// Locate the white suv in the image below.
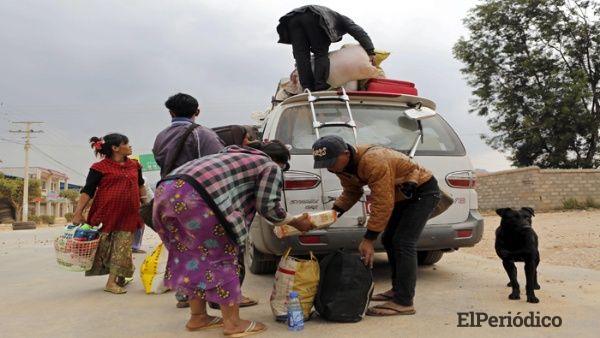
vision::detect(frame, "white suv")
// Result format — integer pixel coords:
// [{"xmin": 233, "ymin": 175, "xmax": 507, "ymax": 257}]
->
[{"xmin": 247, "ymin": 89, "xmax": 483, "ymax": 274}]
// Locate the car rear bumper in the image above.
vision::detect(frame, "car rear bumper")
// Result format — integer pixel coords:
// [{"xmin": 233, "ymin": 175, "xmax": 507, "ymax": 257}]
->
[
  {"xmin": 416, "ymin": 210, "xmax": 484, "ymax": 250},
  {"xmin": 250, "ymin": 210, "xmax": 484, "ymax": 256}
]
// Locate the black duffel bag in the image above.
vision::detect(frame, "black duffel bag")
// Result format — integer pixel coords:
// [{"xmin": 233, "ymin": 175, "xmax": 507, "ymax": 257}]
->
[{"xmin": 315, "ymin": 250, "xmax": 374, "ymax": 322}]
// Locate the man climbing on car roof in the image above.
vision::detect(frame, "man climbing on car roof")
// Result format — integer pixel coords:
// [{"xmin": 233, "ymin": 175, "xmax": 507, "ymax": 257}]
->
[{"xmin": 277, "ymin": 5, "xmax": 375, "ymax": 91}]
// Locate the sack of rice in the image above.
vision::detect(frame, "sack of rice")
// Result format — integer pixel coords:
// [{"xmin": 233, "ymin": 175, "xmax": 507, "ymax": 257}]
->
[{"xmin": 327, "ymin": 44, "xmax": 379, "ymax": 88}]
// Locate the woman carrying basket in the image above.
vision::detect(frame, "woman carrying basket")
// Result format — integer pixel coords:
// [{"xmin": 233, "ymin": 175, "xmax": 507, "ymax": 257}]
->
[
  {"xmin": 72, "ymin": 133, "xmax": 146, "ymax": 294},
  {"xmin": 152, "ymin": 141, "xmax": 313, "ymax": 336}
]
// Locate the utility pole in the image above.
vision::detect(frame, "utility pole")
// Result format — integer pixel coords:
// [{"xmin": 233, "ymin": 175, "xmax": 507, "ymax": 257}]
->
[{"xmin": 10, "ymin": 121, "xmax": 43, "ymax": 222}]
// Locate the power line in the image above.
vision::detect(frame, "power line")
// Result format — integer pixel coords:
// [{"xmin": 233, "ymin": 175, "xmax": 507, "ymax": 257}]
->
[
  {"xmin": 9, "ymin": 121, "xmax": 43, "ymax": 222},
  {"xmin": 44, "ymin": 124, "xmax": 81, "ymax": 144},
  {"xmin": 30, "ymin": 144, "xmax": 86, "ymax": 178},
  {"xmin": 0, "ymin": 137, "xmax": 24, "ymax": 145},
  {"xmin": 1, "ymin": 103, "xmax": 90, "ymax": 148},
  {"xmin": 31, "ymin": 143, "xmax": 88, "ymax": 148},
  {"xmin": 2, "ymin": 136, "xmax": 87, "ymax": 179}
]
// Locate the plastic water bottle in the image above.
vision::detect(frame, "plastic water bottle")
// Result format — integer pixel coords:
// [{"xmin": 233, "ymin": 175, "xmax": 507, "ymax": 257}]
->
[{"xmin": 287, "ymin": 291, "xmax": 304, "ymax": 331}]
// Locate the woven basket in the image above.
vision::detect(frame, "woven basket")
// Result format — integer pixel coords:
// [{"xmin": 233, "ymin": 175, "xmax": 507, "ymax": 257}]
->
[{"xmin": 54, "ymin": 236, "xmax": 100, "ymax": 272}]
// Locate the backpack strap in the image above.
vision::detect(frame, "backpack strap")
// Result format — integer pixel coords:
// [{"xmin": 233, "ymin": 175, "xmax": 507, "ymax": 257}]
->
[{"xmin": 163, "ymin": 123, "xmax": 199, "ymax": 174}]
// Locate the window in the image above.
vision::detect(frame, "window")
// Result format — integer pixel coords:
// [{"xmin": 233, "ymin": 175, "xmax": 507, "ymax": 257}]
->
[{"xmin": 275, "ymin": 104, "xmax": 466, "ymax": 156}]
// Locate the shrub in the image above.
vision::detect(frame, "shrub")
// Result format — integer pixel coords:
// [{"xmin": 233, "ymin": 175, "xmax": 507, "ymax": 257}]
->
[
  {"xmin": 28, "ymin": 215, "xmax": 42, "ymax": 224},
  {"xmin": 562, "ymin": 198, "xmax": 582, "ymax": 210},
  {"xmin": 562, "ymin": 197, "xmax": 600, "ymax": 210},
  {"xmin": 585, "ymin": 197, "xmax": 599, "ymax": 209},
  {"xmin": 40, "ymin": 215, "xmax": 56, "ymax": 224},
  {"xmin": 64, "ymin": 212, "xmax": 74, "ymax": 222}
]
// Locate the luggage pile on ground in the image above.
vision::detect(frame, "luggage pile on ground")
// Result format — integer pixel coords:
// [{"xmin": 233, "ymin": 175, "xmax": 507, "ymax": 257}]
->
[
  {"xmin": 270, "ymin": 248, "xmax": 320, "ymax": 322},
  {"xmin": 315, "ymin": 250, "xmax": 374, "ymax": 322},
  {"xmin": 270, "ymin": 248, "xmax": 374, "ymax": 324}
]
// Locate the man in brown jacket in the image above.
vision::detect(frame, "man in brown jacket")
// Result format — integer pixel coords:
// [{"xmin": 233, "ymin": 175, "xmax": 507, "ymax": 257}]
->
[{"xmin": 312, "ymin": 135, "xmax": 441, "ymax": 316}]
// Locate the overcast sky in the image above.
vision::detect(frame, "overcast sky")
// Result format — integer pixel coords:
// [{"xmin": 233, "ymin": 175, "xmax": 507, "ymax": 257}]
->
[{"xmin": 0, "ymin": 0, "xmax": 513, "ymax": 185}]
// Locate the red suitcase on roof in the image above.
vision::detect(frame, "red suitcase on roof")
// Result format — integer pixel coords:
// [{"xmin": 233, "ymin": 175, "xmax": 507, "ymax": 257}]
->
[{"xmin": 366, "ymin": 79, "xmax": 418, "ymax": 96}]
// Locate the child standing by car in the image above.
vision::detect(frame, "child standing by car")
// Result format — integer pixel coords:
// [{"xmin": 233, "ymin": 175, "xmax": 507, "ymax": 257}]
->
[{"xmin": 72, "ymin": 133, "xmax": 146, "ymax": 294}]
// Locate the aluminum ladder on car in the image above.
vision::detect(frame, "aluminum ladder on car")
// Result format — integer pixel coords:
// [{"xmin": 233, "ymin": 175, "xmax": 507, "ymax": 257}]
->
[
  {"xmin": 305, "ymin": 87, "xmax": 368, "ymax": 226},
  {"xmin": 304, "ymin": 87, "xmax": 358, "ymax": 144}
]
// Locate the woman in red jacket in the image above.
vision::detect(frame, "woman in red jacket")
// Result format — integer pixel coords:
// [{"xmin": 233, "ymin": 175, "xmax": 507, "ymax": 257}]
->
[{"xmin": 72, "ymin": 133, "xmax": 146, "ymax": 294}]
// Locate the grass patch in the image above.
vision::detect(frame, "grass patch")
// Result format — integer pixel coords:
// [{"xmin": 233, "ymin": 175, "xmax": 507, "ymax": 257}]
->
[
  {"xmin": 585, "ymin": 197, "xmax": 600, "ymax": 209},
  {"xmin": 562, "ymin": 197, "xmax": 600, "ymax": 210}
]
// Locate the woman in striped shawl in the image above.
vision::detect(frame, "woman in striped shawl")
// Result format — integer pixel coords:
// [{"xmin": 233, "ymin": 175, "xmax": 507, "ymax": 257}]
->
[{"xmin": 153, "ymin": 140, "xmax": 313, "ymax": 336}]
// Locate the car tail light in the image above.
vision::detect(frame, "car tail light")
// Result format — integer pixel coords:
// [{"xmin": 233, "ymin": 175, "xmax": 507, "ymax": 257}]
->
[
  {"xmin": 284, "ymin": 171, "xmax": 321, "ymax": 190},
  {"xmin": 456, "ymin": 229, "xmax": 472, "ymax": 238},
  {"xmin": 284, "ymin": 179, "xmax": 320, "ymax": 190},
  {"xmin": 299, "ymin": 235, "xmax": 322, "ymax": 245},
  {"xmin": 446, "ymin": 170, "xmax": 476, "ymax": 189}
]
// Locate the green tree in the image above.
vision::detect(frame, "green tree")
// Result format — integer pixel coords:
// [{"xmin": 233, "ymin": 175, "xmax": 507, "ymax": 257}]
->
[
  {"xmin": 454, "ymin": 0, "xmax": 599, "ymax": 168},
  {"xmin": 59, "ymin": 189, "xmax": 80, "ymax": 205},
  {"xmin": 0, "ymin": 173, "xmax": 42, "ymax": 220}
]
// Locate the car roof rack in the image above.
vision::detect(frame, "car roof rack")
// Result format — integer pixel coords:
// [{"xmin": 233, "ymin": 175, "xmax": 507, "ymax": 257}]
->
[{"xmin": 281, "ymin": 90, "xmax": 437, "ymax": 110}]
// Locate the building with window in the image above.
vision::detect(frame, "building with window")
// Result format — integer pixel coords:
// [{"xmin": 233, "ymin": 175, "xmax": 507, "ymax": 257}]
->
[{"xmin": 0, "ymin": 167, "xmax": 78, "ymax": 219}]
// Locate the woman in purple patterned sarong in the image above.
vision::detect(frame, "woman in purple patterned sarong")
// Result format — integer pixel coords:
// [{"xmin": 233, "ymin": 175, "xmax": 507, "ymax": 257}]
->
[{"xmin": 153, "ymin": 141, "xmax": 313, "ymax": 336}]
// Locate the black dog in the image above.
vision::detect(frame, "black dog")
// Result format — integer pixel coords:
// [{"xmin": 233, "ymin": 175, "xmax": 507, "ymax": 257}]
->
[{"xmin": 495, "ymin": 207, "xmax": 541, "ymax": 303}]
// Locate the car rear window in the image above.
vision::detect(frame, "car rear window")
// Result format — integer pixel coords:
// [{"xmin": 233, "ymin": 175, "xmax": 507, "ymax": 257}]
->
[{"xmin": 275, "ymin": 104, "xmax": 466, "ymax": 156}]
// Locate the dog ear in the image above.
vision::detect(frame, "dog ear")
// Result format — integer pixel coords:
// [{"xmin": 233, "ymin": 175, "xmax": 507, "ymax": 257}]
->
[
  {"xmin": 496, "ymin": 208, "xmax": 510, "ymax": 217},
  {"xmin": 521, "ymin": 207, "xmax": 535, "ymax": 217}
]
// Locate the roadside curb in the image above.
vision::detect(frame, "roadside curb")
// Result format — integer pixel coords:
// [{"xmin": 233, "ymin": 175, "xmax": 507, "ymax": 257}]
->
[{"xmin": 0, "ymin": 222, "xmax": 68, "ymax": 231}]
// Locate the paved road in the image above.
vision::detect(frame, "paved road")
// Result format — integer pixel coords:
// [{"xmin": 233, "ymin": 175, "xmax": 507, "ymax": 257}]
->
[{"xmin": 1, "ymin": 227, "xmax": 599, "ymax": 338}]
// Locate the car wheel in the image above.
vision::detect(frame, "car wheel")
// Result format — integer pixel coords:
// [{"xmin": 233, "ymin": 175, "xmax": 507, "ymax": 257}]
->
[
  {"xmin": 417, "ymin": 250, "xmax": 444, "ymax": 265},
  {"xmin": 12, "ymin": 221, "xmax": 37, "ymax": 230},
  {"xmin": 246, "ymin": 239, "xmax": 278, "ymax": 275}
]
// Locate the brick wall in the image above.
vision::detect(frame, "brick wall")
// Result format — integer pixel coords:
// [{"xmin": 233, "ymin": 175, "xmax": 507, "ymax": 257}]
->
[{"xmin": 476, "ymin": 167, "xmax": 600, "ymax": 210}]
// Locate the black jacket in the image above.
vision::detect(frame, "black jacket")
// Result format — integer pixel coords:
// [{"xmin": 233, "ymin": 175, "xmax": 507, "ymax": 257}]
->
[{"xmin": 277, "ymin": 5, "xmax": 375, "ymax": 55}]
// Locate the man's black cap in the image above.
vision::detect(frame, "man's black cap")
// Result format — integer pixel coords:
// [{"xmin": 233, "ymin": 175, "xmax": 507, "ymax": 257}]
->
[{"xmin": 312, "ymin": 135, "xmax": 347, "ymax": 169}]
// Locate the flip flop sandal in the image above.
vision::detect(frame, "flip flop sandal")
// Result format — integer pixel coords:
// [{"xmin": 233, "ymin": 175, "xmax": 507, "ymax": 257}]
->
[
  {"xmin": 116, "ymin": 276, "xmax": 133, "ymax": 287},
  {"xmin": 239, "ymin": 297, "xmax": 259, "ymax": 308},
  {"xmin": 370, "ymin": 293, "xmax": 394, "ymax": 301},
  {"xmin": 186, "ymin": 316, "xmax": 223, "ymax": 331},
  {"xmin": 209, "ymin": 297, "xmax": 258, "ymax": 310},
  {"xmin": 104, "ymin": 286, "xmax": 127, "ymax": 294},
  {"xmin": 366, "ymin": 304, "xmax": 416, "ymax": 316},
  {"xmin": 224, "ymin": 321, "xmax": 267, "ymax": 338}
]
